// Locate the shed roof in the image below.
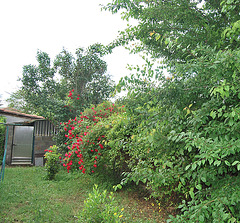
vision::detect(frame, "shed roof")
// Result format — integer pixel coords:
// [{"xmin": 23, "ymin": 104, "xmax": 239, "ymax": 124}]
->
[{"xmin": 0, "ymin": 108, "xmax": 45, "ymax": 120}]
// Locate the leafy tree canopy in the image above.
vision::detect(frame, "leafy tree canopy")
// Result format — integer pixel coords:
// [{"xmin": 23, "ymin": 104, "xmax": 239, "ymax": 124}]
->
[
  {"xmin": 9, "ymin": 44, "xmax": 115, "ymax": 123},
  {"xmin": 98, "ymin": 0, "xmax": 240, "ymax": 221},
  {"xmin": 103, "ymin": 0, "xmax": 240, "ymax": 63}
]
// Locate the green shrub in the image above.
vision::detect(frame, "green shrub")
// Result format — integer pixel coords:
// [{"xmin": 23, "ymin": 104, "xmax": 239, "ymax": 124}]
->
[
  {"xmin": 44, "ymin": 145, "xmax": 61, "ymax": 180},
  {"xmin": 78, "ymin": 184, "xmax": 124, "ymax": 223}
]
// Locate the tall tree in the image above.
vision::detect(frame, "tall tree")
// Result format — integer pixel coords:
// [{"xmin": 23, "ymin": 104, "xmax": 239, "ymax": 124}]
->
[
  {"xmin": 104, "ymin": 0, "xmax": 240, "ymax": 63},
  {"xmin": 10, "ymin": 44, "xmax": 115, "ymax": 122},
  {"xmin": 102, "ymin": 0, "xmax": 240, "ymax": 221}
]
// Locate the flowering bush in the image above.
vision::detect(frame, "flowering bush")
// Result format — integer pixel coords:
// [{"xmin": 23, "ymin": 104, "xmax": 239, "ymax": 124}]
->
[
  {"xmin": 60, "ymin": 101, "xmax": 125, "ymax": 174},
  {"xmin": 44, "ymin": 145, "xmax": 62, "ymax": 180},
  {"xmin": 78, "ymin": 184, "xmax": 124, "ymax": 223}
]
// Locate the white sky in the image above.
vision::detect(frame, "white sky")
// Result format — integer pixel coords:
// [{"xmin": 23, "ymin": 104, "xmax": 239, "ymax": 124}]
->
[{"xmin": 0, "ymin": 0, "xmax": 144, "ymax": 107}]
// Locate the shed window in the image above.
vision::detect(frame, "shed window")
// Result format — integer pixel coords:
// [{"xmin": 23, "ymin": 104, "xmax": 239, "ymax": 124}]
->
[{"xmin": 35, "ymin": 120, "xmax": 57, "ymax": 136}]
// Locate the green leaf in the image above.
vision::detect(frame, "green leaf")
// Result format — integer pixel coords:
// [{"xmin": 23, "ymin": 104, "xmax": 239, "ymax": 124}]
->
[
  {"xmin": 199, "ymin": 215, "xmax": 204, "ymax": 222},
  {"xmin": 210, "ymin": 111, "xmax": 216, "ymax": 119},
  {"xmin": 189, "ymin": 188, "xmax": 195, "ymax": 199},
  {"xmin": 185, "ymin": 164, "xmax": 191, "ymax": 170},
  {"xmin": 192, "ymin": 163, "xmax": 197, "ymax": 170},
  {"xmin": 237, "ymin": 164, "xmax": 240, "ymax": 171},
  {"xmin": 188, "ymin": 146, "xmax": 192, "ymax": 152},
  {"xmin": 180, "ymin": 177, "xmax": 186, "ymax": 186},
  {"xmin": 209, "ymin": 158, "xmax": 214, "ymax": 165},
  {"xmin": 196, "ymin": 184, "xmax": 202, "ymax": 190},
  {"xmin": 225, "ymin": 160, "xmax": 231, "ymax": 166},
  {"xmin": 238, "ymin": 92, "xmax": 240, "ymax": 99},
  {"xmin": 214, "ymin": 160, "xmax": 221, "ymax": 166},
  {"xmin": 232, "ymin": 161, "xmax": 240, "ymax": 166}
]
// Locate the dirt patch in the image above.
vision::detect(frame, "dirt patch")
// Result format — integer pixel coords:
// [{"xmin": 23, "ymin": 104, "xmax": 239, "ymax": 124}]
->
[{"xmin": 116, "ymin": 189, "xmax": 178, "ymax": 222}]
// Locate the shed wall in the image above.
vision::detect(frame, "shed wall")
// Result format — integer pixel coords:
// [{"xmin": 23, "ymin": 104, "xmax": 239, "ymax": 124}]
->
[{"xmin": 34, "ymin": 135, "xmax": 55, "ymax": 166}]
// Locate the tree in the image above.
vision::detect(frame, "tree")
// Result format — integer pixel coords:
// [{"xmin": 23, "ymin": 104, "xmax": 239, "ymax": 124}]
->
[
  {"xmin": 10, "ymin": 44, "xmax": 115, "ymax": 122},
  {"xmin": 54, "ymin": 44, "xmax": 114, "ymax": 115},
  {"xmin": 7, "ymin": 89, "xmax": 35, "ymax": 114},
  {"xmin": 104, "ymin": 0, "xmax": 240, "ymax": 63},
  {"xmin": 101, "ymin": 0, "xmax": 240, "ymax": 221}
]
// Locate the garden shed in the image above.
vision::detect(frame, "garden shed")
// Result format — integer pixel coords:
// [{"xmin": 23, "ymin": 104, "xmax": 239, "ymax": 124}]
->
[{"xmin": 0, "ymin": 108, "xmax": 57, "ymax": 166}]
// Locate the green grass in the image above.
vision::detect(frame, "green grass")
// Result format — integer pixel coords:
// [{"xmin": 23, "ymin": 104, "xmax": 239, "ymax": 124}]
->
[{"xmin": 0, "ymin": 167, "xmax": 168, "ymax": 222}]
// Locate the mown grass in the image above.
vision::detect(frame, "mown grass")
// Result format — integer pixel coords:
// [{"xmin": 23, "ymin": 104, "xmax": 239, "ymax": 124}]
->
[{"xmin": 0, "ymin": 167, "xmax": 168, "ymax": 222}]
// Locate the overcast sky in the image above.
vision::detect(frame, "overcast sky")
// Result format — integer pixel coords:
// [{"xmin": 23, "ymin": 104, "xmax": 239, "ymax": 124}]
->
[{"xmin": 0, "ymin": 0, "xmax": 144, "ymax": 107}]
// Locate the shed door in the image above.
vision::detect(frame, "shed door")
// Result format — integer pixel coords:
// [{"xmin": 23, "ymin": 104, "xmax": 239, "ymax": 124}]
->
[{"xmin": 11, "ymin": 126, "xmax": 34, "ymax": 164}]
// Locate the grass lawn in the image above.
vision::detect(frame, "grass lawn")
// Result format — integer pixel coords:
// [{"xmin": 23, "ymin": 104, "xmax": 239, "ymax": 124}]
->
[{"xmin": 0, "ymin": 167, "xmax": 171, "ymax": 222}]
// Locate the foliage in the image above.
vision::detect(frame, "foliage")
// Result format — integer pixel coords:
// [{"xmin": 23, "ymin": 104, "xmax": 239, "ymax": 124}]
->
[
  {"xmin": 58, "ymin": 45, "xmax": 240, "ymax": 221},
  {"xmin": 59, "ymin": 101, "xmax": 126, "ymax": 175},
  {"xmin": 44, "ymin": 145, "xmax": 62, "ymax": 180},
  {"xmin": 78, "ymin": 184, "xmax": 124, "ymax": 223},
  {"xmin": 4, "ymin": 0, "xmax": 239, "ymax": 221},
  {"xmin": 98, "ymin": 0, "xmax": 240, "ymax": 221},
  {"xmin": 6, "ymin": 89, "xmax": 34, "ymax": 114},
  {"xmin": 0, "ymin": 116, "xmax": 6, "ymax": 165},
  {"xmin": 103, "ymin": 0, "xmax": 240, "ymax": 63},
  {"xmin": 9, "ymin": 44, "xmax": 115, "ymax": 123}
]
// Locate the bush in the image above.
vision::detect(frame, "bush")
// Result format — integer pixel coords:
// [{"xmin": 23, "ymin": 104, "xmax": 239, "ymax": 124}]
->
[
  {"xmin": 78, "ymin": 184, "xmax": 124, "ymax": 223},
  {"xmin": 44, "ymin": 145, "xmax": 61, "ymax": 180},
  {"xmin": 60, "ymin": 101, "xmax": 126, "ymax": 174}
]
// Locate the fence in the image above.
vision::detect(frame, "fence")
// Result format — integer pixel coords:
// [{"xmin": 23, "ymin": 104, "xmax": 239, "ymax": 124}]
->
[{"xmin": 0, "ymin": 123, "xmax": 7, "ymax": 184}]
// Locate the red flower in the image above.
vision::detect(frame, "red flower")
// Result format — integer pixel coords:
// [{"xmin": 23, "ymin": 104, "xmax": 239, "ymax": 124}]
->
[{"xmin": 99, "ymin": 144, "xmax": 104, "ymax": 149}]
